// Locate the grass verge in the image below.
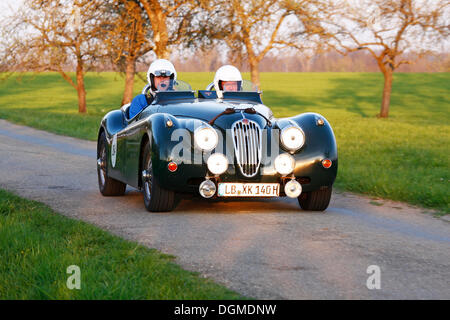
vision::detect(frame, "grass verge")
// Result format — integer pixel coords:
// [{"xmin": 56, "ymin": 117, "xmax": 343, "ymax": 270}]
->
[
  {"xmin": 0, "ymin": 189, "xmax": 245, "ymax": 299},
  {"xmin": 0, "ymin": 72, "xmax": 448, "ymax": 213}
]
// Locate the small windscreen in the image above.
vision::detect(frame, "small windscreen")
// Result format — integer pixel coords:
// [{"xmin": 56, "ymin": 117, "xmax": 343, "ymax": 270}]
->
[
  {"xmin": 205, "ymin": 80, "xmax": 259, "ymax": 92},
  {"xmin": 155, "ymin": 79, "xmax": 192, "ymax": 92},
  {"xmin": 240, "ymin": 80, "xmax": 259, "ymax": 92},
  {"xmin": 200, "ymin": 80, "xmax": 261, "ymax": 102}
]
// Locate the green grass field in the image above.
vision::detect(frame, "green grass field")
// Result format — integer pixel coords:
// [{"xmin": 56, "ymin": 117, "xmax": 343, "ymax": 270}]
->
[
  {"xmin": 0, "ymin": 189, "xmax": 245, "ymax": 299},
  {"xmin": 0, "ymin": 72, "xmax": 449, "ymax": 213}
]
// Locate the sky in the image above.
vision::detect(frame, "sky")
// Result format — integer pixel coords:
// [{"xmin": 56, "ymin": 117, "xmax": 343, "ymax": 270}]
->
[
  {"xmin": 0, "ymin": 0, "xmax": 23, "ymax": 21},
  {"xmin": 0, "ymin": 0, "xmax": 447, "ymax": 54}
]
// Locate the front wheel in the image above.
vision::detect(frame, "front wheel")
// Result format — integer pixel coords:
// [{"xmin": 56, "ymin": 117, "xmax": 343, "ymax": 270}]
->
[
  {"xmin": 298, "ymin": 187, "xmax": 332, "ymax": 211},
  {"xmin": 97, "ymin": 131, "xmax": 126, "ymax": 196},
  {"xmin": 141, "ymin": 140, "xmax": 175, "ymax": 212}
]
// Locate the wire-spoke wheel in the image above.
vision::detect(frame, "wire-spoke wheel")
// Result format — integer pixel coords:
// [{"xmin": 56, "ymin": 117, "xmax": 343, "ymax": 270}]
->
[
  {"xmin": 97, "ymin": 131, "xmax": 126, "ymax": 196},
  {"xmin": 142, "ymin": 140, "xmax": 175, "ymax": 212}
]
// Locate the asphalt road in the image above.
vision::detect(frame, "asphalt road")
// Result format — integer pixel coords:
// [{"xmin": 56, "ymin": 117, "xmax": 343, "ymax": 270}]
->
[{"xmin": 0, "ymin": 119, "xmax": 449, "ymax": 299}]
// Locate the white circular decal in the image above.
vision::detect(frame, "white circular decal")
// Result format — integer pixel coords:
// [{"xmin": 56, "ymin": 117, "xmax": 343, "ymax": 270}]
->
[{"xmin": 111, "ymin": 134, "xmax": 117, "ymax": 168}]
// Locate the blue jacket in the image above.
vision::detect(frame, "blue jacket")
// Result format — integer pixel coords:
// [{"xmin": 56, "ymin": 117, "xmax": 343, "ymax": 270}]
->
[{"xmin": 129, "ymin": 94, "xmax": 153, "ymax": 119}]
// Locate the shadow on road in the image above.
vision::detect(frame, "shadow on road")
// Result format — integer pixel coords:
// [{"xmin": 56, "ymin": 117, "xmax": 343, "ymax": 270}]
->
[{"xmin": 123, "ymin": 188, "xmax": 317, "ymax": 215}]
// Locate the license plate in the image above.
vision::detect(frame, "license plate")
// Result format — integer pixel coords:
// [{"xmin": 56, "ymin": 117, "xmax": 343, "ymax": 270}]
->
[{"xmin": 217, "ymin": 183, "xmax": 280, "ymax": 197}]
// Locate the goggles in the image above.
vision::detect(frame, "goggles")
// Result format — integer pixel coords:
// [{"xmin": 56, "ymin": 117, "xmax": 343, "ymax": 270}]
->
[{"xmin": 153, "ymin": 70, "xmax": 174, "ymax": 77}]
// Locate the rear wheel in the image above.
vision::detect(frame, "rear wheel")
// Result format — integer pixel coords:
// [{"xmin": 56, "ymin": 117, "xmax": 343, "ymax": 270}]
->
[
  {"xmin": 97, "ymin": 131, "xmax": 126, "ymax": 196},
  {"xmin": 298, "ymin": 187, "xmax": 332, "ymax": 211},
  {"xmin": 141, "ymin": 140, "xmax": 175, "ymax": 212}
]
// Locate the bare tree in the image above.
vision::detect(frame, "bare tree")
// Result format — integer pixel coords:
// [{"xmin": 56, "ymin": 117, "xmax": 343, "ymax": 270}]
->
[
  {"xmin": 104, "ymin": 0, "xmax": 153, "ymax": 105},
  {"xmin": 210, "ymin": 0, "xmax": 321, "ymax": 88},
  {"xmin": 171, "ymin": 47, "xmax": 224, "ymax": 71},
  {"xmin": 136, "ymin": 0, "xmax": 208, "ymax": 59},
  {"xmin": 2, "ymin": 0, "xmax": 108, "ymax": 113},
  {"xmin": 318, "ymin": 0, "xmax": 449, "ymax": 117},
  {"xmin": 214, "ymin": 0, "xmax": 289, "ymax": 88}
]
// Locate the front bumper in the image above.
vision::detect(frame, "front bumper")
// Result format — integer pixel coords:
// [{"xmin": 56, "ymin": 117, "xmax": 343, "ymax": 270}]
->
[{"xmin": 153, "ymin": 157, "xmax": 337, "ymax": 195}]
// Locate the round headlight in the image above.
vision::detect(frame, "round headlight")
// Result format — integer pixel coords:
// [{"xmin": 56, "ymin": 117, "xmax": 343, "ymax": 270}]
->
[
  {"xmin": 274, "ymin": 153, "xmax": 295, "ymax": 175},
  {"xmin": 194, "ymin": 127, "xmax": 218, "ymax": 151},
  {"xmin": 281, "ymin": 126, "xmax": 305, "ymax": 151},
  {"xmin": 207, "ymin": 153, "xmax": 228, "ymax": 175}
]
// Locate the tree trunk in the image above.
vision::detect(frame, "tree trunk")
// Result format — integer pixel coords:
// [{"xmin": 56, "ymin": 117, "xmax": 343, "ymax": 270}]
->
[
  {"xmin": 249, "ymin": 59, "xmax": 260, "ymax": 90},
  {"xmin": 121, "ymin": 57, "xmax": 136, "ymax": 105},
  {"xmin": 76, "ymin": 61, "xmax": 87, "ymax": 114},
  {"xmin": 379, "ymin": 69, "xmax": 393, "ymax": 118},
  {"xmin": 141, "ymin": 1, "xmax": 170, "ymax": 59},
  {"xmin": 154, "ymin": 32, "xmax": 171, "ymax": 59}
]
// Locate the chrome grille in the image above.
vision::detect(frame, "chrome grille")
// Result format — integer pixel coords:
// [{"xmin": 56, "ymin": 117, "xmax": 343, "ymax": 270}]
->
[{"xmin": 232, "ymin": 119, "xmax": 262, "ymax": 177}]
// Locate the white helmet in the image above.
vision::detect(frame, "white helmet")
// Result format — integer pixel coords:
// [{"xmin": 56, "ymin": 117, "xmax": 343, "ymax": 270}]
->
[
  {"xmin": 146, "ymin": 59, "xmax": 177, "ymax": 95},
  {"xmin": 213, "ymin": 65, "xmax": 242, "ymax": 98}
]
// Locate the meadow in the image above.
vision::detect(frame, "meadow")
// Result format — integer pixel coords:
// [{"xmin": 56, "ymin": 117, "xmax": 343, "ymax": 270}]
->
[
  {"xmin": 0, "ymin": 189, "xmax": 245, "ymax": 299},
  {"xmin": 0, "ymin": 72, "xmax": 449, "ymax": 213}
]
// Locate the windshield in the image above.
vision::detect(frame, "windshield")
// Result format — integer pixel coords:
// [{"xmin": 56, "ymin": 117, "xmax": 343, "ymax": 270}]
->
[
  {"xmin": 156, "ymin": 79, "xmax": 192, "ymax": 92},
  {"xmin": 205, "ymin": 79, "xmax": 259, "ymax": 92},
  {"xmin": 239, "ymin": 80, "xmax": 259, "ymax": 92}
]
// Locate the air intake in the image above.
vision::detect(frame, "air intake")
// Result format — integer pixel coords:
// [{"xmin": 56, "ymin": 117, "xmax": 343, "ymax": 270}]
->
[{"xmin": 232, "ymin": 119, "xmax": 262, "ymax": 177}]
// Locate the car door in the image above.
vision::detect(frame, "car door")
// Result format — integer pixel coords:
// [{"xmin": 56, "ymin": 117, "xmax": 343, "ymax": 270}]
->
[{"xmin": 123, "ymin": 103, "xmax": 160, "ymax": 188}]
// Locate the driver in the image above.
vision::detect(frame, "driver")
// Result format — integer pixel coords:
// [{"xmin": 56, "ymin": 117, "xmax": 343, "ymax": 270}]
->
[
  {"xmin": 129, "ymin": 59, "xmax": 177, "ymax": 118},
  {"xmin": 213, "ymin": 65, "xmax": 242, "ymax": 98}
]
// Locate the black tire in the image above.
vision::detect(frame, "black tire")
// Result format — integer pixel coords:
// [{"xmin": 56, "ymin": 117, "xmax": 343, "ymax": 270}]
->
[
  {"xmin": 97, "ymin": 131, "xmax": 126, "ymax": 196},
  {"xmin": 141, "ymin": 140, "xmax": 175, "ymax": 212},
  {"xmin": 298, "ymin": 187, "xmax": 332, "ymax": 211}
]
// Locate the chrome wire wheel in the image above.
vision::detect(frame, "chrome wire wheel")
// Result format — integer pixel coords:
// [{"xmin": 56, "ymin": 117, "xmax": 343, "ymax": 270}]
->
[
  {"xmin": 97, "ymin": 146, "xmax": 106, "ymax": 187},
  {"xmin": 96, "ymin": 131, "xmax": 126, "ymax": 196},
  {"xmin": 143, "ymin": 157, "xmax": 152, "ymax": 202}
]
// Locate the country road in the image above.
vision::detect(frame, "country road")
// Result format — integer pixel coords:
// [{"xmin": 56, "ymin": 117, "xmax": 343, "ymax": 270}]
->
[{"xmin": 0, "ymin": 119, "xmax": 449, "ymax": 299}]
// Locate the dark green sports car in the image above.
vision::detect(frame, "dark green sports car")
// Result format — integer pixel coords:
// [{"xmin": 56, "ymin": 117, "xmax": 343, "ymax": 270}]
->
[{"xmin": 97, "ymin": 80, "xmax": 337, "ymax": 212}]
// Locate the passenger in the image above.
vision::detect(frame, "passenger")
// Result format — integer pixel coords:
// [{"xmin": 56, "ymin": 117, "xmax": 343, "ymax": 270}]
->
[
  {"xmin": 129, "ymin": 59, "xmax": 177, "ymax": 119},
  {"xmin": 213, "ymin": 65, "xmax": 242, "ymax": 98}
]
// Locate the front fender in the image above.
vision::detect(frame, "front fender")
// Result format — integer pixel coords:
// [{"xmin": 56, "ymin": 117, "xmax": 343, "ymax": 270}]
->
[
  {"xmin": 147, "ymin": 114, "xmax": 208, "ymax": 189},
  {"xmin": 288, "ymin": 112, "xmax": 338, "ymax": 191},
  {"xmin": 100, "ymin": 110, "xmax": 126, "ymax": 140}
]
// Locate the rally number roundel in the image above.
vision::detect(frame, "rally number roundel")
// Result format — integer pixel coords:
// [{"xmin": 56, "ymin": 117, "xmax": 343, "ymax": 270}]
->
[{"xmin": 111, "ymin": 134, "xmax": 117, "ymax": 168}]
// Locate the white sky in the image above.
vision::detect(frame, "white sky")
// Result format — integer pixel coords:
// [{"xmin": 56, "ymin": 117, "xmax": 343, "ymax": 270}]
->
[
  {"xmin": 0, "ymin": 0, "xmax": 447, "ymax": 54},
  {"xmin": 0, "ymin": 0, "xmax": 23, "ymax": 20}
]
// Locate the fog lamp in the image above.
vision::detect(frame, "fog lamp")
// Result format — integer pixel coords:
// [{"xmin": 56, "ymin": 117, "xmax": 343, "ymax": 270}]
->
[
  {"xmin": 199, "ymin": 180, "xmax": 216, "ymax": 198},
  {"xmin": 207, "ymin": 153, "xmax": 228, "ymax": 175},
  {"xmin": 284, "ymin": 179, "xmax": 302, "ymax": 198},
  {"xmin": 274, "ymin": 153, "xmax": 295, "ymax": 175}
]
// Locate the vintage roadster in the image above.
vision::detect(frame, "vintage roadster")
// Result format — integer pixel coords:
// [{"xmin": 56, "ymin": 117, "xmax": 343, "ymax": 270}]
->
[{"xmin": 97, "ymin": 80, "xmax": 337, "ymax": 212}]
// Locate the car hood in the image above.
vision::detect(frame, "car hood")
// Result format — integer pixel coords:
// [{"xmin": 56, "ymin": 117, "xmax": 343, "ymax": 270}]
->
[{"xmin": 156, "ymin": 99, "xmax": 273, "ymax": 130}]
